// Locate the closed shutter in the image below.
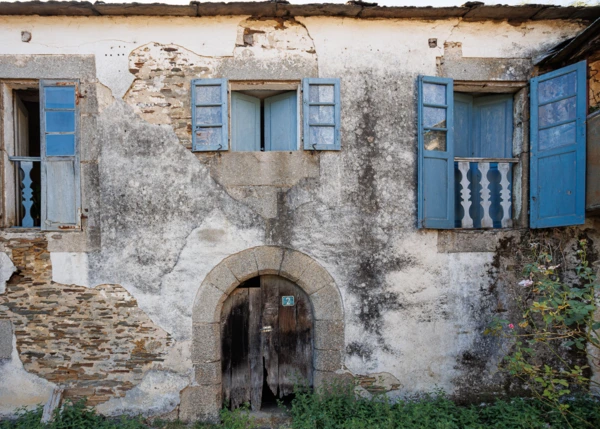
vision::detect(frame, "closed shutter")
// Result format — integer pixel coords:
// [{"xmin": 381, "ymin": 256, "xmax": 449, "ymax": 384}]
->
[
  {"xmin": 231, "ymin": 92, "xmax": 261, "ymax": 152},
  {"xmin": 418, "ymin": 76, "xmax": 455, "ymax": 229},
  {"xmin": 530, "ymin": 61, "xmax": 587, "ymax": 228},
  {"xmin": 302, "ymin": 78, "xmax": 341, "ymax": 150},
  {"xmin": 192, "ymin": 79, "xmax": 228, "ymax": 151},
  {"xmin": 265, "ymin": 91, "xmax": 298, "ymax": 151},
  {"xmin": 40, "ymin": 80, "xmax": 80, "ymax": 231},
  {"xmin": 473, "ymin": 95, "xmax": 513, "ymax": 158}
]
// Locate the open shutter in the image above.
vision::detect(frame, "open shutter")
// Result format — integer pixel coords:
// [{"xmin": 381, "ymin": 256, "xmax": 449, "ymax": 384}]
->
[
  {"xmin": 192, "ymin": 79, "xmax": 228, "ymax": 151},
  {"xmin": 40, "ymin": 80, "xmax": 81, "ymax": 231},
  {"xmin": 231, "ymin": 92, "xmax": 261, "ymax": 152},
  {"xmin": 265, "ymin": 91, "xmax": 298, "ymax": 151},
  {"xmin": 530, "ymin": 61, "xmax": 586, "ymax": 228},
  {"xmin": 302, "ymin": 78, "xmax": 341, "ymax": 150},
  {"xmin": 418, "ymin": 76, "xmax": 455, "ymax": 229}
]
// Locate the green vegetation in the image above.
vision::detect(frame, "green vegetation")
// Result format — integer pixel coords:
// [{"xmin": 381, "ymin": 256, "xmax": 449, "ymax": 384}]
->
[
  {"xmin": 2, "ymin": 389, "xmax": 600, "ymax": 429},
  {"xmin": 487, "ymin": 236, "xmax": 598, "ymax": 421},
  {"xmin": 0, "ymin": 399, "xmax": 255, "ymax": 429},
  {"xmin": 290, "ymin": 383, "xmax": 600, "ymax": 429}
]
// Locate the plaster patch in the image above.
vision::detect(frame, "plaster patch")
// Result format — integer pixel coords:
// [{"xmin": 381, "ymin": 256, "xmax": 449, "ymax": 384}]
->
[
  {"xmin": 96, "ymin": 370, "xmax": 189, "ymax": 417},
  {"xmin": 0, "ymin": 334, "xmax": 56, "ymax": 417},
  {"xmin": 51, "ymin": 252, "xmax": 90, "ymax": 287},
  {"xmin": 0, "ymin": 253, "xmax": 15, "ymax": 295},
  {"xmin": 143, "ymin": 211, "xmax": 262, "ymax": 341}
]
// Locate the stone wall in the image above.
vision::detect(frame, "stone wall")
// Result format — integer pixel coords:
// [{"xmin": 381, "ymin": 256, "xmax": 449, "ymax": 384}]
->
[
  {"xmin": 0, "ymin": 233, "xmax": 171, "ymax": 406},
  {"xmin": 0, "ymin": 13, "xmax": 595, "ymax": 420}
]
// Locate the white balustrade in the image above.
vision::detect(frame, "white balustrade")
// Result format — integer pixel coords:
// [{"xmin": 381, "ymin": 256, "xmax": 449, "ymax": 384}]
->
[{"xmin": 456, "ymin": 159, "xmax": 514, "ymax": 229}]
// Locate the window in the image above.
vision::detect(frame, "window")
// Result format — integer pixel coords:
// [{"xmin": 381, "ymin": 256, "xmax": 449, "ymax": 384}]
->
[
  {"xmin": 3, "ymin": 80, "xmax": 81, "ymax": 230},
  {"xmin": 418, "ymin": 60, "xmax": 587, "ymax": 230},
  {"xmin": 191, "ymin": 78, "xmax": 341, "ymax": 152},
  {"xmin": 231, "ymin": 89, "xmax": 298, "ymax": 152}
]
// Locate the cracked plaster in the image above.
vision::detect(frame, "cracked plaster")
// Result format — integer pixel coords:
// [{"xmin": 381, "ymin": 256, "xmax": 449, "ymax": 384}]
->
[{"xmin": 0, "ymin": 13, "xmax": 595, "ymax": 418}]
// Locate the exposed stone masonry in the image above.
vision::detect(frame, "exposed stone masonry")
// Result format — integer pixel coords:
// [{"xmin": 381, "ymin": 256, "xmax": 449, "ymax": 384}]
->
[{"xmin": 0, "ymin": 235, "xmax": 172, "ymax": 405}]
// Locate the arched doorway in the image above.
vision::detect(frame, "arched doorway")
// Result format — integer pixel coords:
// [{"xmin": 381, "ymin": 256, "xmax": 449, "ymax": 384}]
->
[
  {"xmin": 221, "ymin": 275, "xmax": 312, "ymax": 411},
  {"xmin": 183, "ymin": 246, "xmax": 344, "ymax": 423}
]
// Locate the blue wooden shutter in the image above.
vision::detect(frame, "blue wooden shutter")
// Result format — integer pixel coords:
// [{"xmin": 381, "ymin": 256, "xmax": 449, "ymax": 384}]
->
[
  {"xmin": 192, "ymin": 79, "xmax": 228, "ymax": 151},
  {"xmin": 265, "ymin": 91, "xmax": 298, "ymax": 151},
  {"xmin": 418, "ymin": 76, "xmax": 455, "ymax": 229},
  {"xmin": 231, "ymin": 92, "xmax": 261, "ymax": 152},
  {"xmin": 40, "ymin": 80, "xmax": 81, "ymax": 231},
  {"xmin": 473, "ymin": 95, "xmax": 513, "ymax": 158},
  {"xmin": 302, "ymin": 78, "xmax": 341, "ymax": 150},
  {"xmin": 530, "ymin": 61, "xmax": 586, "ymax": 228}
]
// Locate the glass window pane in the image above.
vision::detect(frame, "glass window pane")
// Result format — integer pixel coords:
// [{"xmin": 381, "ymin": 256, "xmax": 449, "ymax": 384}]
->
[
  {"xmin": 538, "ymin": 71, "xmax": 576, "ymax": 104},
  {"xmin": 310, "ymin": 126, "xmax": 335, "ymax": 146},
  {"xmin": 424, "ymin": 130, "xmax": 446, "ymax": 151},
  {"xmin": 423, "ymin": 107, "xmax": 446, "ymax": 129},
  {"xmin": 539, "ymin": 122, "xmax": 576, "ymax": 151},
  {"xmin": 195, "ymin": 85, "xmax": 221, "ymax": 105},
  {"xmin": 309, "ymin": 105, "xmax": 334, "ymax": 124},
  {"xmin": 539, "ymin": 96, "xmax": 576, "ymax": 128},
  {"xmin": 46, "ymin": 111, "xmax": 75, "ymax": 132},
  {"xmin": 309, "ymin": 85, "xmax": 334, "ymax": 103},
  {"xmin": 195, "ymin": 127, "xmax": 222, "ymax": 147},
  {"xmin": 423, "ymin": 83, "xmax": 446, "ymax": 105},
  {"xmin": 46, "ymin": 134, "xmax": 75, "ymax": 156},
  {"xmin": 195, "ymin": 106, "xmax": 222, "ymax": 125},
  {"xmin": 44, "ymin": 86, "xmax": 75, "ymax": 109}
]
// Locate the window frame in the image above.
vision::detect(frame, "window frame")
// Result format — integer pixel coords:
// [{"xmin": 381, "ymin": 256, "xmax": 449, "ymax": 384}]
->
[
  {"xmin": 0, "ymin": 79, "xmax": 82, "ymax": 231},
  {"xmin": 229, "ymin": 80, "xmax": 302, "ymax": 152},
  {"xmin": 191, "ymin": 78, "xmax": 342, "ymax": 153},
  {"xmin": 0, "ymin": 80, "xmax": 39, "ymax": 229},
  {"xmin": 418, "ymin": 78, "xmax": 529, "ymax": 230}
]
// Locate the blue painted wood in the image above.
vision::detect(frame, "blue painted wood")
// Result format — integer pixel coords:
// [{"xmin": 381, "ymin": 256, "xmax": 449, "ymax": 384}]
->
[
  {"xmin": 302, "ymin": 78, "xmax": 341, "ymax": 150},
  {"xmin": 191, "ymin": 78, "xmax": 228, "ymax": 152},
  {"xmin": 19, "ymin": 161, "xmax": 35, "ymax": 228},
  {"xmin": 231, "ymin": 92, "xmax": 261, "ymax": 152},
  {"xmin": 530, "ymin": 60, "xmax": 587, "ymax": 228},
  {"xmin": 265, "ymin": 91, "xmax": 298, "ymax": 151},
  {"xmin": 454, "ymin": 93, "xmax": 473, "ymax": 157},
  {"xmin": 473, "ymin": 95, "xmax": 513, "ymax": 158},
  {"xmin": 418, "ymin": 76, "xmax": 454, "ymax": 229},
  {"xmin": 40, "ymin": 80, "xmax": 81, "ymax": 231}
]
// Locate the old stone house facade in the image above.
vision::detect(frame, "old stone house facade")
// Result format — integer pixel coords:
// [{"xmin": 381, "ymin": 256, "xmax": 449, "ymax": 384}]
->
[{"xmin": 0, "ymin": 1, "xmax": 599, "ymax": 422}]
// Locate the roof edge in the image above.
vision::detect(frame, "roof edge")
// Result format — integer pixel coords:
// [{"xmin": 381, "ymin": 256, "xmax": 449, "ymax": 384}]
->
[{"xmin": 0, "ymin": 1, "xmax": 597, "ymax": 21}]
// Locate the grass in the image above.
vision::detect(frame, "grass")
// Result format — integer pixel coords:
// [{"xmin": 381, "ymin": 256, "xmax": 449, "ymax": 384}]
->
[{"xmin": 1, "ymin": 387, "xmax": 600, "ymax": 429}]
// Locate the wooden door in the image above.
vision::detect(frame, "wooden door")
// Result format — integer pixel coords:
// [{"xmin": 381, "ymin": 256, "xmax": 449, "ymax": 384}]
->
[{"xmin": 221, "ymin": 276, "xmax": 313, "ymax": 410}]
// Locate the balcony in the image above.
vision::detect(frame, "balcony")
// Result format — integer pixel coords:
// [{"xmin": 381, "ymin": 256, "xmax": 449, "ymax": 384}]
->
[{"xmin": 454, "ymin": 158, "xmax": 516, "ymax": 229}]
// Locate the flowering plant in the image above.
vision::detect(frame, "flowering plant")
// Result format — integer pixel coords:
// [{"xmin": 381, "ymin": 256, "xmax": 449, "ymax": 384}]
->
[{"xmin": 486, "ymin": 237, "xmax": 598, "ymax": 419}]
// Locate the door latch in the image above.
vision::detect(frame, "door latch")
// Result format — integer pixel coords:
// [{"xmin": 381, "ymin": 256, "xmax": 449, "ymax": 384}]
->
[{"xmin": 260, "ymin": 326, "xmax": 272, "ymax": 333}]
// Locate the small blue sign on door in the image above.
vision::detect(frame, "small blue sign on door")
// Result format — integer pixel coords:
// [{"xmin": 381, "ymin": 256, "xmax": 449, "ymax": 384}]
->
[{"xmin": 282, "ymin": 296, "xmax": 295, "ymax": 306}]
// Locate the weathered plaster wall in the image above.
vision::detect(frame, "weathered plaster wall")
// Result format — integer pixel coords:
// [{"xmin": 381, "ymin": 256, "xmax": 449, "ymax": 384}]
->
[{"xmin": 0, "ymin": 14, "xmax": 593, "ymax": 419}]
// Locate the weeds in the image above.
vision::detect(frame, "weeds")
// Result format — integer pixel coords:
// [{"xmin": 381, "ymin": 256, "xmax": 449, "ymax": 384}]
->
[
  {"xmin": 289, "ymin": 382, "xmax": 600, "ymax": 429},
  {"xmin": 2, "ymin": 388, "xmax": 600, "ymax": 428}
]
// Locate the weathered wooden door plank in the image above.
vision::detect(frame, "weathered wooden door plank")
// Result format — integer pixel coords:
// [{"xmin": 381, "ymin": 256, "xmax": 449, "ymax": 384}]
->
[
  {"xmin": 223, "ymin": 288, "xmax": 251, "ymax": 409},
  {"xmin": 248, "ymin": 287, "xmax": 263, "ymax": 411},
  {"xmin": 278, "ymin": 278, "xmax": 313, "ymax": 396},
  {"xmin": 261, "ymin": 276, "xmax": 280, "ymax": 397}
]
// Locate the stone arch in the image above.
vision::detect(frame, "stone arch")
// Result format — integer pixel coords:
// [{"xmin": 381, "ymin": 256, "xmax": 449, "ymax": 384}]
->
[{"xmin": 181, "ymin": 246, "xmax": 344, "ymax": 422}]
